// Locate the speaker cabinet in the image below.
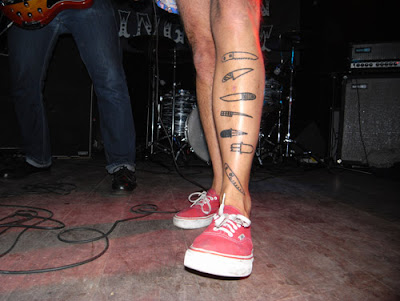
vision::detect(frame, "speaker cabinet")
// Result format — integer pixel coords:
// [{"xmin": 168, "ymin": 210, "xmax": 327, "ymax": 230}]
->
[
  {"xmin": 338, "ymin": 74, "xmax": 400, "ymax": 167},
  {"xmin": 0, "ymin": 35, "xmax": 92, "ymax": 157}
]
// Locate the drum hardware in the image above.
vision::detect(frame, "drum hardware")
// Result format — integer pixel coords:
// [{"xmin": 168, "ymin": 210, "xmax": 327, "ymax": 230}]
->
[
  {"xmin": 254, "ymin": 76, "xmax": 284, "ymax": 165},
  {"xmin": 279, "ymin": 32, "xmax": 316, "ymax": 162},
  {"xmin": 144, "ymin": 36, "xmax": 181, "ymax": 158},
  {"xmin": 140, "ymin": 35, "xmax": 209, "ymax": 163},
  {"xmin": 151, "ymin": 49, "xmax": 210, "ymax": 162},
  {"xmin": 185, "ymin": 107, "xmax": 210, "ymax": 162},
  {"xmin": 171, "ymin": 47, "xmax": 177, "ymax": 140},
  {"xmin": 283, "ymin": 44, "xmax": 296, "ymax": 157},
  {"xmin": 127, "ymin": 35, "xmax": 178, "ymax": 157},
  {"xmin": 129, "ymin": 24, "xmax": 207, "ymax": 164},
  {"xmin": 255, "ymin": 31, "xmax": 317, "ymax": 165},
  {"xmin": 159, "ymin": 97, "xmax": 210, "ymax": 163}
]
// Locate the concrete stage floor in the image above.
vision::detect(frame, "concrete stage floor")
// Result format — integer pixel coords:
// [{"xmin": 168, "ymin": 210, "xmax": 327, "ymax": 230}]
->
[{"xmin": 0, "ymin": 153, "xmax": 399, "ymax": 301}]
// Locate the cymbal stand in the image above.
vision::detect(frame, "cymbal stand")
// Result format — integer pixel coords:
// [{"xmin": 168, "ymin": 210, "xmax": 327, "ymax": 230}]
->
[
  {"xmin": 281, "ymin": 45, "xmax": 316, "ymax": 162},
  {"xmin": 283, "ymin": 45, "xmax": 295, "ymax": 157},
  {"xmin": 146, "ymin": 35, "xmax": 173, "ymax": 157},
  {"xmin": 153, "ymin": 45, "xmax": 189, "ymax": 162},
  {"xmin": 276, "ymin": 43, "xmax": 285, "ymax": 148},
  {"xmin": 145, "ymin": 35, "xmax": 157, "ymax": 155},
  {"xmin": 271, "ymin": 93, "xmax": 285, "ymax": 163},
  {"xmin": 255, "ymin": 74, "xmax": 285, "ymax": 165},
  {"xmin": 170, "ymin": 47, "xmax": 177, "ymax": 141}
]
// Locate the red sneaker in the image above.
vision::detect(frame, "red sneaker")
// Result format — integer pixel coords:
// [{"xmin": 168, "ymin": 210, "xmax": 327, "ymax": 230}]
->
[
  {"xmin": 184, "ymin": 201, "xmax": 253, "ymax": 277},
  {"xmin": 173, "ymin": 189, "xmax": 220, "ymax": 229}
]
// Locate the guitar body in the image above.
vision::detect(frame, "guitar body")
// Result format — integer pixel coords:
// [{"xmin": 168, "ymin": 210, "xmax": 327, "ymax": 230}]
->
[{"xmin": 0, "ymin": 0, "xmax": 93, "ymax": 29}]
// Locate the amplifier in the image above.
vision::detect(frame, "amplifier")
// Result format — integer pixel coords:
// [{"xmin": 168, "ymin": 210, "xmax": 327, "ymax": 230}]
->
[
  {"xmin": 338, "ymin": 74, "xmax": 400, "ymax": 167},
  {"xmin": 350, "ymin": 42, "xmax": 400, "ymax": 62},
  {"xmin": 350, "ymin": 60, "xmax": 400, "ymax": 70},
  {"xmin": 0, "ymin": 35, "xmax": 93, "ymax": 158}
]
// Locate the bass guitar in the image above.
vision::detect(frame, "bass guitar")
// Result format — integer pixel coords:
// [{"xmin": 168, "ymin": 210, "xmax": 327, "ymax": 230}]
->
[{"xmin": 0, "ymin": 0, "xmax": 93, "ymax": 29}]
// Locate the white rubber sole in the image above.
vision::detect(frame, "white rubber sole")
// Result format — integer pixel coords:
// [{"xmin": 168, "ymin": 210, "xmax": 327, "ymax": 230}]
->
[
  {"xmin": 173, "ymin": 215, "xmax": 214, "ymax": 229},
  {"xmin": 184, "ymin": 248, "xmax": 253, "ymax": 277}
]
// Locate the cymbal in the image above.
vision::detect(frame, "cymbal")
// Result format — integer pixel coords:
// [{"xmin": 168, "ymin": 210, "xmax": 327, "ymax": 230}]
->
[
  {"xmin": 280, "ymin": 30, "xmax": 303, "ymax": 43},
  {"xmin": 265, "ymin": 30, "xmax": 312, "ymax": 52},
  {"xmin": 281, "ymin": 30, "xmax": 313, "ymax": 49}
]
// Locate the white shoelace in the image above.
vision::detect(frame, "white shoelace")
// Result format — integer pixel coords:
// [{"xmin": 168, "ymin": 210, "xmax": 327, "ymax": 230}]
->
[
  {"xmin": 213, "ymin": 195, "xmax": 251, "ymax": 238},
  {"xmin": 188, "ymin": 191, "xmax": 217, "ymax": 214}
]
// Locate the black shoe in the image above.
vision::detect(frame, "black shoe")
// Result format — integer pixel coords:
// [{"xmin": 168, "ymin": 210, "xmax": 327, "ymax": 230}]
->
[
  {"xmin": 111, "ymin": 167, "xmax": 137, "ymax": 192},
  {"xmin": 0, "ymin": 162, "xmax": 51, "ymax": 179}
]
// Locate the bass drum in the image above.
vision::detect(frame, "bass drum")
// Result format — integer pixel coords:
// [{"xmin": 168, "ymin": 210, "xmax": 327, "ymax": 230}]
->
[
  {"xmin": 161, "ymin": 90, "xmax": 196, "ymax": 136},
  {"xmin": 185, "ymin": 107, "xmax": 210, "ymax": 162}
]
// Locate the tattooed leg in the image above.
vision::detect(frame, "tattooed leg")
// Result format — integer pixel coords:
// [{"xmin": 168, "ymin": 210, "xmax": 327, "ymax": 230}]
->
[{"xmin": 210, "ymin": 0, "xmax": 264, "ymax": 217}]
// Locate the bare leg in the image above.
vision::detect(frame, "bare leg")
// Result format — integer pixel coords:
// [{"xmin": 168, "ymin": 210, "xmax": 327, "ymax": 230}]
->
[
  {"xmin": 211, "ymin": 0, "xmax": 264, "ymax": 217},
  {"xmin": 177, "ymin": 0, "xmax": 223, "ymax": 194},
  {"xmin": 178, "ymin": 0, "xmax": 264, "ymax": 277},
  {"xmin": 177, "ymin": 0, "xmax": 264, "ymax": 216}
]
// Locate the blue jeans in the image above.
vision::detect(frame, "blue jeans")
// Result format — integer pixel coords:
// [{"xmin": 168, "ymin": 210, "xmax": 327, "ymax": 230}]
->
[{"xmin": 7, "ymin": 0, "xmax": 136, "ymax": 173}]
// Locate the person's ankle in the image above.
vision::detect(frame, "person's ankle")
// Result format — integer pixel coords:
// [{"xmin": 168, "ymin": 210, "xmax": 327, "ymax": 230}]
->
[{"xmin": 223, "ymin": 198, "xmax": 251, "ymax": 218}]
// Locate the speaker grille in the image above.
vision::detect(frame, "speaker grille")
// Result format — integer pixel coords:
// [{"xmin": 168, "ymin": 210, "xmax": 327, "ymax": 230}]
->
[{"xmin": 340, "ymin": 75, "xmax": 400, "ymax": 167}]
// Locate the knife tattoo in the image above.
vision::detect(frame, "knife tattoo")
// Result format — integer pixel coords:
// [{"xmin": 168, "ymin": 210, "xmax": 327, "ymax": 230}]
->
[
  {"xmin": 222, "ymin": 51, "xmax": 258, "ymax": 62},
  {"xmin": 224, "ymin": 163, "xmax": 245, "ymax": 195},
  {"xmin": 220, "ymin": 111, "xmax": 253, "ymax": 118},
  {"xmin": 222, "ymin": 68, "xmax": 254, "ymax": 82},
  {"xmin": 220, "ymin": 129, "xmax": 248, "ymax": 138},
  {"xmin": 220, "ymin": 92, "xmax": 256, "ymax": 102}
]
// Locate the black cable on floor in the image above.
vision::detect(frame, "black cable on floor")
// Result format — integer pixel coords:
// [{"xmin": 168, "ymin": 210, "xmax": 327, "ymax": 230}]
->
[{"xmin": 0, "ymin": 203, "xmax": 178, "ymax": 275}]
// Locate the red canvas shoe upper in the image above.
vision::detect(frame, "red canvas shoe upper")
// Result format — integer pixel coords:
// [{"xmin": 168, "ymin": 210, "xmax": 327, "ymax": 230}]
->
[
  {"xmin": 176, "ymin": 189, "xmax": 220, "ymax": 219},
  {"xmin": 189, "ymin": 204, "xmax": 253, "ymax": 260}
]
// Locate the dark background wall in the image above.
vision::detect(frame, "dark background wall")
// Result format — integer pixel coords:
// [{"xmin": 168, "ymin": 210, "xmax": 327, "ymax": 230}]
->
[
  {"xmin": 1, "ymin": 0, "xmax": 399, "ymax": 158},
  {"xmin": 296, "ymin": 0, "xmax": 400, "ymax": 157},
  {"xmin": 118, "ymin": 0, "xmax": 400, "ymax": 156}
]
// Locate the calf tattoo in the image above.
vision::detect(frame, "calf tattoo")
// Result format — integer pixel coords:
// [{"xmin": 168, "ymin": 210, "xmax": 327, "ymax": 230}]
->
[
  {"xmin": 220, "ymin": 92, "xmax": 256, "ymax": 102},
  {"xmin": 222, "ymin": 51, "xmax": 258, "ymax": 62},
  {"xmin": 231, "ymin": 142, "xmax": 254, "ymax": 154},
  {"xmin": 220, "ymin": 128, "xmax": 248, "ymax": 138},
  {"xmin": 220, "ymin": 111, "xmax": 253, "ymax": 118},
  {"xmin": 222, "ymin": 68, "xmax": 254, "ymax": 82},
  {"xmin": 224, "ymin": 163, "xmax": 245, "ymax": 195}
]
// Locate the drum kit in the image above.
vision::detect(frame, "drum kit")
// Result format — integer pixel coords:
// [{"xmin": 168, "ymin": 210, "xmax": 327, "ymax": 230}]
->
[
  {"xmin": 144, "ymin": 30, "xmax": 311, "ymax": 165},
  {"xmin": 157, "ymin": 89, "xmax": 210, "ymax": 162},
  {"xmin": 255, "ymin": 30, "xmax": 315, "ymax": 165},
  {"xmin": 141, "ymin": 36, "xmax": 210, "ymax": 163}
]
